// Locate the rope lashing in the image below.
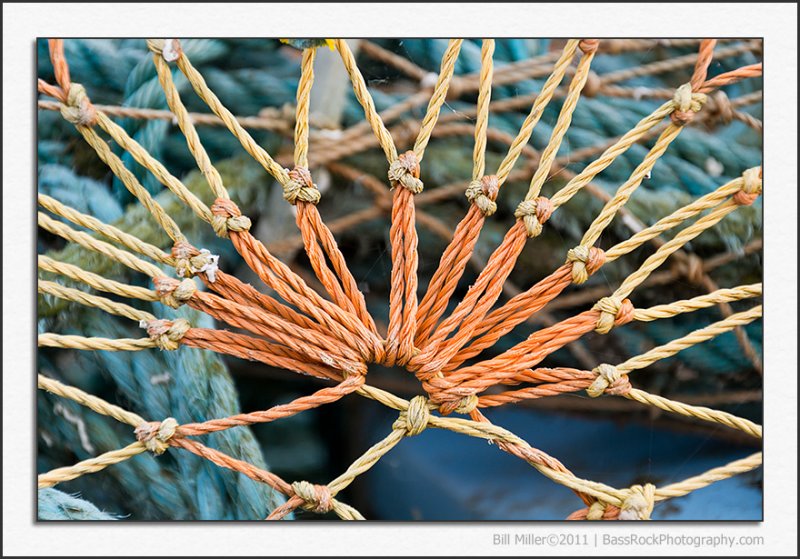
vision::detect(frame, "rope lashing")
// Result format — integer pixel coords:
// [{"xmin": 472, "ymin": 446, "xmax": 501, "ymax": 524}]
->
[
  {"xmin": 141, "ymin": 318, "xmax": 190, "ymax": 350},
  {"xmin": 59, "ymin": 83, "xmax": 97, "ymax": 127},
  {"xmin": 733, "ymin": 167, "xmax": 762, "ymax": 206},
  {"xmin": 283, "ymin": 166, "xmax": 321, "ymax": 205},
  {"xmin": 619, "ymin": 483, "xmax": 656, "ymax": 520},
  {"xmin": 393, "ymin": 395, "xmax": 431, "ymax": 436},
  {"xmin": 146, "ymin": 38, "xmax": 182, "ymax": 62},
  {"xmin": 172, "ymin": 241, "xmax": 220, "ymax": 282},
  {"xmin": 439, "ymin": 393, "xmax": 479, "ymax": 416},
  {"xmin": 566, "ymin": 245, "xmax": 607, "ymax": 284},
  {"xmin": 210, "ymin": 198, "xmax": 252, "ymax": 239},
  {"xmin": 586, "ymin": 500, "xmax": 609, "ymax": 520},
  {"xmin": 134, "ymin": 417, "xmax": 178, "ymax": 455},
  {"xmin": 514, "ymin": 196, "xmax": 554, "ymax": 238},
  {"xmin": 592, "ymin": 296, "xmax": 634, "ymax": 334},
  {"xmin": 586, "ymin": 364, "xmax": 631, "ymax": 398},
  {"xmin": 388, "ymin": 150, "xmax": 424, "ymax": 193},
  {"xmin": 292, "ymin": 480, "xmax": 334, "ymax": 514},
  {"xmin": 465, "ymin": 175, "xmax": 499, "ymax": 216},
  {"xmin": 670, "ymin": 83, "xmax": 707, "ymax": 126},
  {"xmin": 153, "ymin": 276, "xmax": 197, "ymax": 308},
  {"xmin": 578, "ymin": 39, "xmax": 600, "ymax": 55}
]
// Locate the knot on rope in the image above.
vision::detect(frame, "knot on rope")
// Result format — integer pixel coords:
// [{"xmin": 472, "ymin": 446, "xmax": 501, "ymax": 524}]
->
[
  {"xmin": 172, "ymin": 241, "xmax": 220, "ymax": 282},
  {"xmin": 465, "ymin": 175, "xmax": 499, "ymax": 216},
  {"xmin": 146, "ymin": 38, "xmax": 183, "ymax": 62},
  {"xmin": 706, "ymin": 90, "xmax": 735, "ymax": 125},
  {"xmin": 566, "ymin": 245, "xmax": 606, "ymax": 284},
  {"xmin": 582, "ymin": 71, "xmax": 602, "ymax": 98},
  {"xmin": 141, "ymin": 318, "xmax": 191, "ymax": 351},
  {"xmin": 619, "ymin": 483, "xmax": 656, "ymax": 520},
  {"xmin": 733, "ymin": 167, "xmax": 762, "ymax": 206},
  {"xmin": 592, "ymin": 297, "xmax": 634, "ymax": 335},
  {"xmin": 135, "ymin": 417, "xmax": 178, "ymax": 455},
  {"xmin": 587, "ymin": 500, "xmax": 609, "ymax": 520},
  {"xmin": 394, "ymin": 395, "xmax": 431, "ymax": 437},
  {"xmin": 388, "ymin": 151, "xmax": 423, "ymax": 193},
  {"xmin": 420, "ymin": 71, "xmax": 439, "ymax": 90},
  {"xmin": 587, "ymin": 364, "xmax": 631, "ymax": 398},
  {"xmin": 59, "ymin": 83, "xmax": 97, "ymax": 127},
  {"xmin": 210, "ymin": 198, "xmax": 252, "ymax": 238},
  {"xmin": 439, "ymin": 393, "xmax": 479, "ymax": 416},
  {"xmin": 514, "ymin": 196, "xmax": 554, "ymax": 238},
  {"xmin": 292, "ymin": 480, "xmax": 333, "ymax": 514},
  {"xmin": 579, "ymin": 39, "xmax": 600, "ymax": 55},
  {"xmin": 153, "ymin": 276, "xmax": 197, "ymax": 308},
  {"xmin": 670, "ymin": 83, "xmax": 707, "ymax": 126},
  {"xmin": 283, "ymin": 167, "xmax": 321, "ymax": 205}
]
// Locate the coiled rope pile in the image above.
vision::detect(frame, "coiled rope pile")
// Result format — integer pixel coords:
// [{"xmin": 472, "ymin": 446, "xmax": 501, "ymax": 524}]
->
[{"xmin": 37, "ymin": 37, "xmax": 762, "ymax": 520}]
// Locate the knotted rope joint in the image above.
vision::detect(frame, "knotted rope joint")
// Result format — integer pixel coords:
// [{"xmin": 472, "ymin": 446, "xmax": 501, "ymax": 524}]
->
[
  {"xmin": 172, "ymin": 241, "xmax": 220, "ymax": 282},
  {"xmin": 393, "ymin": 395, "xmax": 431, "ymax": 436},
  {"xmin": 153, "ymin": 276, "xmax": 198, "ymax": 308},
  {"xmin": 210, "ymin": 198, "xmax": 252, "ymax": 238},
  {"xmin": 514, "ymin": 196, "xmax": 554, "ymax": 238},
  {"xmin": 733, "ymin": 167, "xmax": 762, "ymax": 206},
  {"xmin": 587, "ymin": 364, "xmax": 631, "ymax": 398},
  {"xmin": 388, "ymin": 151, "xmax": 423, "ymax": 193},
  {"xmin": 619, "ymin": 483, "xmax": 656, "ymax": 520},
  {"xmin": 283, "ymin": 166, "xmax": 321, "ymax": 205},
  {"xmin": 592, "ymin": 296, "xmax": 634, "ymax": 335},
  {"xmin": 292, "ymin": 480, "xmax": 333, "ymax": 514},
  {"xmin": 146, "ymin": 38, "xmax": 183, "ymax": 62},
  {"xmin": 566, "ymin": 245, "xmax": 607, "ymax": 284},
  {"xmin": 135, "ymin": 417, "xmax": 178, "ymax": 455},
  {"xmin": 579, "ymin": 39, "xmax": 600, "ymax": 55},
  {"xmin": 141, "ymin": 318, "xmax": 191, "ymax": 351},
  {"xmin": 59, "ymin": 83, "xmax": 97, "ymax": 127},
  {"xmin": 670, "ymin": 83, "xmax": 707, "ymax": 126},
  {"xmin": 439, "ymin": 393, "xmax": 479, "ymax": 416},
  {"xmin": 465, "ymin": 175, "xmax": 499, "ymax": 216}
]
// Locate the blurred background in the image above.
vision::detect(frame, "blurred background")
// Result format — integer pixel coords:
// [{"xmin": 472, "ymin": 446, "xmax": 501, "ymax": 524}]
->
[{"xmin": 37, "ymin": 38, "xmax": 762, "ymax": 520}]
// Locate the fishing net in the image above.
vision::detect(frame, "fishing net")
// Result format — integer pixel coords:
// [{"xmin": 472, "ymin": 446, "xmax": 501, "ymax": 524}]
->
[{"xmin": 37, "ymin": 37, "xmax": 762, "ymax": 520}]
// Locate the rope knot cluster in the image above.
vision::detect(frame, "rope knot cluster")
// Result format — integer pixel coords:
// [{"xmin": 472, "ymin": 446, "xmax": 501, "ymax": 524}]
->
[
  {"xmin": 619, "ymin": 483, "xmax": 656, "ymax": 520},
  {"xmin": 172, "ymin": 241, "xmax": 220, "ymax": 282},
  {"xmin": 59, "ymin": 83, "xmax": 97, "ymax": 127},
  {"xmin": 394, "ymin": 395, "xmax": 431, "ymax": 436},
  {"xmin": 566, "ymin": 245, "xmax": 606, "ymax": 284},
  {"xmin": 388, "ymin": 151, "xmax": 423, "ymax": 193},
  {"xmin": 153, "ymin": 276, "xmax": 197, "ymax": 308},
  {"xmin": 670, "ymin": 83, "xmax": 707, "ymax": 125},
  {"xmin": 579, "ymin": 39, "xmax": 600, "ymax": 55},
  {"xmin": 211, "ymin": 198, "xmax": 252, "ymax": 238},
  {"xmin": 733, "ymin": 167, "xmax": 762, "ymax": 206},
  {"xmin": 291, "ymin": 480, "xmax": 333, "ymax": 514},
  {"xmin": 587, "ymin": 364, "xmax": 631, "ymax": 398},
  {"xmin": 465, "ymin": 175, "xmax": 499, "ymax": 216},
  {"xmin": 141, "ymin": 318, "xmax": 191, "ymax": 351},
  {"xmin": 146, "ymin": 38, "xmax": 183, "ymax": 62},
  {"xmin": 592, "ymin": 296, "xmax": 634, "ymax": 334},
  {"xmin": 514, "ymin": 196, "xmax": 554, "ymax": 238},
  {"xmin": 283, "ymin": 166, "xmax": 321, "ymax": 205},
  {"xmin": 134, "ymin": 417, "xmax": 178, "ymax": 455}
]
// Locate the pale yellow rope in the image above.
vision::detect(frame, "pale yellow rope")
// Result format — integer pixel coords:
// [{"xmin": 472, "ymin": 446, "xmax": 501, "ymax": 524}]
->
[
  {"xmin": 335, "ymin": 39, "xmax": 398, "ymax": 162},
  {"xmin": 95, "ymin": 112, "xmax": 214, "ymax": 223},
  {"xmin": 39, "ymin": 333, "xmax": 158, "ymax": 351},
  {"xmin": 656, "ymin": 452, "xmax": 762, "ymax": 500},
  {"xmin": 472, "ymin": 39, "xmax": 495, "ymax": 181},
  {"xmin": 38, "ymin": 279, "xmax": 157, "ymax": 323},
  {"xmin": 412, "ymin": 39, "xmax": 463, "ymax": 162},
  {"xmin": 294, "ymin": 48, "xmax": 317, "ymax": 169},
  {"xmin": 38, "ymin": 442, "xmax": 148, "ymax": 488},
  {"xmin": 38, "ymin": 373, "xmax": 146, "ymax": 426},
  {"xmin": 38, "ymin": 255, "xmax": 160, "ymax": 302},
  {"xmin": 523, "ymin": 46, "xmax": 596, "ymax": 201},
  {"xmin": 633, "ymin": 284, "xmax": 761, "ymax": 322},
  {"xmin": 38, "ymin": 211, "xmax": 165, "ymax": 278},
  {"xmin": 618, "ymin": 305, "xmax": 762, "ymax": 372},
  {"xmin": 38, "ymin": 193, "xmax": 174, "ymax": 266},
  {"xmin": 495, "ymin": 40, "xmax": 580, "ymax": 186}
]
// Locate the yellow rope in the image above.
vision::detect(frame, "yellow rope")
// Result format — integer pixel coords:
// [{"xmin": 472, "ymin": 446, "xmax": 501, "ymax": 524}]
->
[
  {"xmin": 38, "ymin": 255, "xmax": 160, "ymax": 302},
  {"xmin": 472, "ymin": 40, "xmax": 494, "ymax": 181},
  {"xmin": 633, "ymin": 284, "xmax": 761, "ymax": 322},
  {"xmin": 38, "ymin": 279, "xmax": 157, "ymax": 323}
]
